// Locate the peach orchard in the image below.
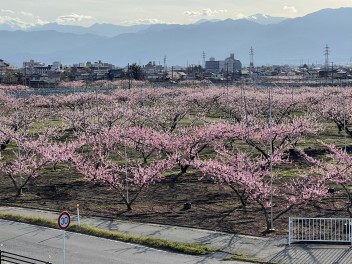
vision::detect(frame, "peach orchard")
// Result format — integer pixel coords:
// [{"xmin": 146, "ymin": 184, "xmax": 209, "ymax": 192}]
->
[{"xmin": 0, "ymin": 81, "xmax": 352, "ymax": 232}]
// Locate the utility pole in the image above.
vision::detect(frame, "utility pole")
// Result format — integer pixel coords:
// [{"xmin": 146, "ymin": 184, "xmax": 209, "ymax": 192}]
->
[
  {"xmin": 171, "ymin": 66, "xmax": 174, "ymax": 81},
  {"xmin": 331, "ymin": 62, "xmax": 334, "ymax": 85},
  {"xmin": 127, "ymin": 63, "xmax": 131, "ymax": 89},
  {"xmin": 232, "ymin": 63, "xmax": 235, "ymax": 84},
  {"xmin": 226, "ymin": 63, "xmax": 229, "ymax": 90},
  {"xmin": 269, "ymin": 86, "xmax": 274, "ymax": 232},
  {"xmin": 24, "ymin": 63, "xmax": 27, "ymax": 86},
  {"xmin": 343, "ymin": 95, "xmax": 347, "ymax": 152}
]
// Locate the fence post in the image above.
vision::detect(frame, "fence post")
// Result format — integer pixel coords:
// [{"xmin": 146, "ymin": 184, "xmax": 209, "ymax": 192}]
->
[
  {"xmin": 350, "ymin": 219, "xmax": 352, "ymax": 246},
  {"xmin": 288, "ymin": 217, "xmax": 291, "ymax": 245}
]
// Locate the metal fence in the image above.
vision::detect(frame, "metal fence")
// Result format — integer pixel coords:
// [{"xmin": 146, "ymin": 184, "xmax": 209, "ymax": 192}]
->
[
  {"xmin": 289, "ymin": 217, "xmax": 352, "ymax": 245},
  {"xmin": 0, "ymin": 250, "xmax": 52, "ymax": 264}
]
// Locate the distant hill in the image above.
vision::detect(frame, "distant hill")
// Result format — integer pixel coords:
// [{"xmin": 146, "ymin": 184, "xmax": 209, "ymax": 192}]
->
[
  {"xmin": 27, "ymin": 23, "xmax": 151, "ymax": 37},
  {"xmin": 1, "ymin": 7, "xmax": 352, "ymax": 66},
  {"xmin": 0, "ymin": 22, "xmax": 151, "ymax": 37},
  {"xmin": 0, "ymin": 30, "xmax": 105, "ymax": 64}
]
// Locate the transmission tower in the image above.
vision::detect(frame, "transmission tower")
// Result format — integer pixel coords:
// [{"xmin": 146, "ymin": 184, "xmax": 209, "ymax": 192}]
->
[
  {"xmin": 324, "ymin": 44, "xmax": 330, "ymax": 70},
  {"xmin": 163, "ymin": 55, "xmax": 167, "ymax": 72},
  {"xmin": 202, "ymin": 51, "xmax": 206, "ymax": 68},
  {"xmin": 249, "ymin": 46, "xmax": 254, "ymax": 71}
]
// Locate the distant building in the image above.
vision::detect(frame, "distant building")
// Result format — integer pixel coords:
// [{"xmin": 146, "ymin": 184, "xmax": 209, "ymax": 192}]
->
[
  {"xmin": 51, "ymin": 61, "xmax": 62, "ymax": 71},
  {"xmin": 23, "ymin": 60, "xmax": 44, "ymax": 75},
  {"xmin": 144, "ymin": 61, "xmax": 164, "ymax": 74},
  {"xmin": 222, "ymin": 53, "xmax": 242, "ymax": 73},
  {"xmin": 0, "ymin": 59, "xmax": 9, "ymax": 76},
  {"xmin": 108, "ymin": 69, "xmax": 124, "ymax": 80},
  {"xmin": 205, "ymin": 57, "xmax": 223, "ymax": 73},
  {"xmin": 205, "ymin": 53, "xmax": 241, "ymax": 73}
]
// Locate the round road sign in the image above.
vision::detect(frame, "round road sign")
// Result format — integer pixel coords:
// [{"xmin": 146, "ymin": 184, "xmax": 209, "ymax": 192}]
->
[{"xmin": 58, "ymin": 211, "xmax": 71, "ymax": 230}]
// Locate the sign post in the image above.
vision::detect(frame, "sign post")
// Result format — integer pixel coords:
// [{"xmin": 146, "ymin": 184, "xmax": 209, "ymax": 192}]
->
[
  {"xmin": 76, "ymin": 204, "xmax": 80, "ymax": 226},
  {"xmin": 58, "ymin": 211, "xmax": 70, "ymax": 264}
]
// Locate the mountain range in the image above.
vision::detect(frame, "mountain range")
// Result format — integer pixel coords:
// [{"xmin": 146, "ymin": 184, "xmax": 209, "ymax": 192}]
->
[{"xmin": 0, "ymin": 8, "xmax": 351, "ymax": 67}]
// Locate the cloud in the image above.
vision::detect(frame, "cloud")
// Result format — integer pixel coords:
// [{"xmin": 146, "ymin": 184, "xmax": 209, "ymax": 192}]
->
[
  {"xmin": 56, "ymin": 13, "xmax": 93, "ymax": 24},
  {"xmin": 0, "ymin": 10, "xmax": 93, "ymax": 28},
  {"xmin": 184, "ymin": 8, "xmax": 228, "ymax": 17},
  {"xmin": 0, "ymin": 9, "xmax": 15, "ymax": 14},
  {"xmin": 0, "ymin": 10, "xmax": 48, "ymax": 29},
  {"xmin": 0, "ymin": 16, "xmax": 31, "ymax": 28},
  {"xmin": 20, "ymin": 11, "xmax": 35, "ymax": 18},
  {"xmin": 183, "ymin": 11, "xmax": 199, "ymax": 16},
  {"xmin": 121, "ymin": 18, "xmax": 168, "ymax": 25},
  {"xmin": 283, "ymin": 6, "xmax": 297, "ymax": 13},
  {"xmin": 235, "ymin": 13, "xmax": 247, "ymax": 19}
]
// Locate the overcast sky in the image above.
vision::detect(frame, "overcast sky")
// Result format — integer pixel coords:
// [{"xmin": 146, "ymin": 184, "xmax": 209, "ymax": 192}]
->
[{"xmin": 1, "ymin": 0, "xmax": 352, "ymax": 27}]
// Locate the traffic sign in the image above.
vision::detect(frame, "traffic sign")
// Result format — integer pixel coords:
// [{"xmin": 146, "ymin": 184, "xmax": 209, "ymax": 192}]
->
[{"xmin": 58, "ymin": 211, "xmax": 71, "ymax": 230}]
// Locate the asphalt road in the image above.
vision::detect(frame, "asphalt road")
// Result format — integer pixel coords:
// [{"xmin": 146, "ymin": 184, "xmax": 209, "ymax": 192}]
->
[
  {"xmin": 0, "ymin": 219, "xmax": 239, "ymax": 264},
  {"xmin": 2, "ymin": 207, "xmax": 352, "ymax": 264}
]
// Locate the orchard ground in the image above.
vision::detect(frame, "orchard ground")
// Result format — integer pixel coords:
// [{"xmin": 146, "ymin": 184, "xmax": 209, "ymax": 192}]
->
[{"xmin": 0, "ymin": 165, "xmax": 349, "ymax": 237}]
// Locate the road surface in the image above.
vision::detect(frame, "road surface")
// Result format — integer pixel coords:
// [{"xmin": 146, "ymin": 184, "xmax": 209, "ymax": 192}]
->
[{"xmin": 0, "ymin": 219, "xmax": 240, "ymax": 264}]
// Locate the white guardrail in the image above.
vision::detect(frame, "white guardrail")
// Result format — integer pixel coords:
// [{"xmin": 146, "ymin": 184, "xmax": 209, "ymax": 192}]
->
[{"xmin": 289, "ymin": 217, "xmax": 352, "ymax": 245}]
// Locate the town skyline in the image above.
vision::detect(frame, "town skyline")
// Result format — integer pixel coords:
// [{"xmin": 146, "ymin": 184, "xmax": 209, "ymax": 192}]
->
[{"xmin": 1, "ymin": 6, "xmax": 352, "ymax": 68}]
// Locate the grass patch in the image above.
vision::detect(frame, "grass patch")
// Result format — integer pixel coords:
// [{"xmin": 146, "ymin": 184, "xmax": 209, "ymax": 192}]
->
[
  {"xmin": 0, "ymin": 212, "xmax": 57, "ymax": 229},
  {"xmin": 29, "ymin": 119, "xmax": 66, "ymax": 133},
  {"xmin": 222, "ymin": 253, "xmax": 272, "ymax": 263},
  {"xmin": 0, "ymin": 212, "xmax": 214, "ymax": 255}
]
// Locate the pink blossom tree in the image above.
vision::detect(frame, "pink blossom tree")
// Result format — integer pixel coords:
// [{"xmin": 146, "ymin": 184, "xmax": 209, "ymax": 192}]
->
[
  {"xmin": 195, "ymin": 145, "xmax": 329, "ymax": 232},
  {"xmin": 0, "ymin": 93, "xmax": 46, "ymax": 151},
  {"xmin": 164, "ymin": 122, "xmax": 242, "ymax": 182},
  {"xmin": 118, "ymin": 126, "xmax": 169, "ymax": 164},
  {"xmin": 299, "ymin": 142, "xmax": 352, "ymax": 216},
  {"xmin": 70, "ymin": 127, "xmax": 174, "ymax": 210},
  {"xmin": 0, "ymin": 131, "xmax": 73, "ymax": 195},
  {"xmin": 0, "ymin": 85, "xmax": 28, "ymax": 91},
  {"xmin": 59, "ymin": 80, "xmax": 86, "ymax": 89},
  {"xmin": 307, "ymin": 87, "xmax": 352, "ymax": 136}
]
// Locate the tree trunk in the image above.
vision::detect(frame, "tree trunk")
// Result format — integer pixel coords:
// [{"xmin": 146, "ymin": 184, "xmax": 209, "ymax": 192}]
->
[
  {"xmin": 170, "ymin": 164, "xmax": 189, "ymax": 187},
  {"xmin": 16, "ymin": 186, "xmax": 23, "ymax": 196},
  {"xmin": 1, "ymin": 138, "xmax": 10, "ymax": 151},
  {"xmin": 341, "ymin": 184, "xmax": 352, "ymax": 217},
  {"xmin": 347, "ymin": 206, "xmax": 352, "ymax": 218},
  {"xmin": 229, "ymin": 185, "xmax": 247, "ymax": 208},
  {"xmin": 259, "ymin": 202, "xmax": 271, "ymax": 233},
  {"xmin": 126, "ymin": 202, "xmax": 132, "ymax": 211},
  {"xmin": 117, "ymin": 185, "xmax": 145, "ymax": 211}
]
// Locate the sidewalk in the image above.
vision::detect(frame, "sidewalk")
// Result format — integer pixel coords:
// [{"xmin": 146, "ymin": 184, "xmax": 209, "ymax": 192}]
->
[{"xmin": 1, "ymin": 206, "xmax": 351, "ymax": 264}]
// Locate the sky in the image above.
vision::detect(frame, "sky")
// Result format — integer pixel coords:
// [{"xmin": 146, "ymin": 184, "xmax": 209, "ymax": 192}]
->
[{"xmin": 1, "ymin": 0, "xmax": 352, "ymax": 27}]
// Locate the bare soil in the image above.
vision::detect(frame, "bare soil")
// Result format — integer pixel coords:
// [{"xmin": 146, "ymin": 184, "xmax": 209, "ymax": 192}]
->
[{"xmin": 0, "ymin": 167, "xmax": 349, "ymax": 237}]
